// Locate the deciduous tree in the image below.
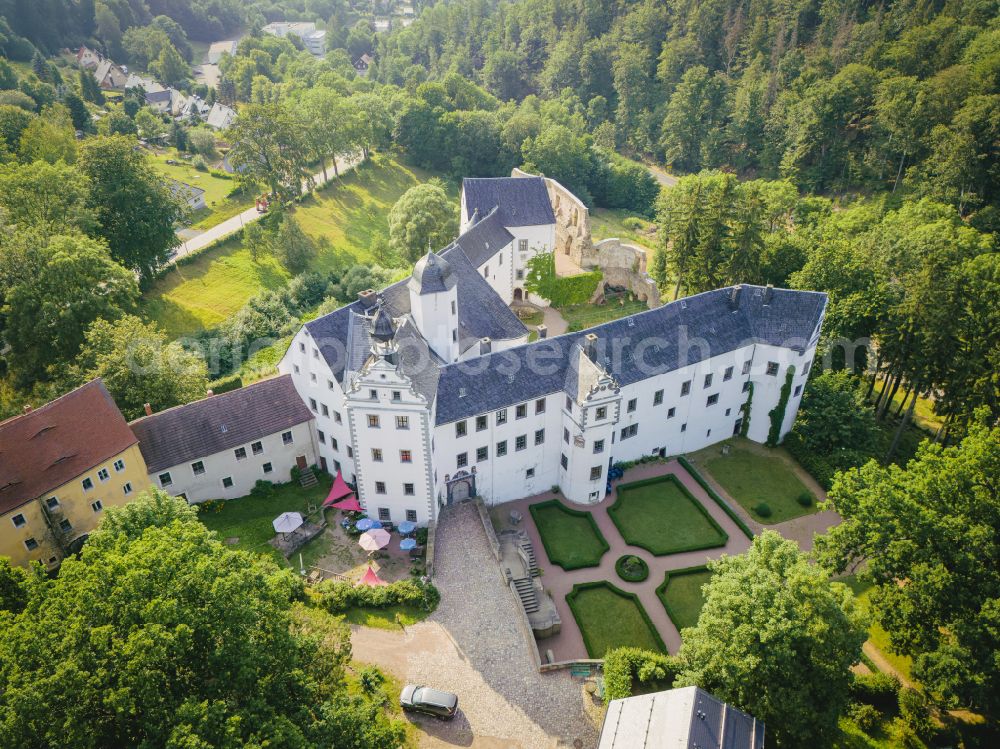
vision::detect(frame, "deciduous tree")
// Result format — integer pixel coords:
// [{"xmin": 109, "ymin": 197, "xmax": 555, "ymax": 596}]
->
[{"xmin": 387, "ymin": 179, "xmax": 457, "ymax": 262}]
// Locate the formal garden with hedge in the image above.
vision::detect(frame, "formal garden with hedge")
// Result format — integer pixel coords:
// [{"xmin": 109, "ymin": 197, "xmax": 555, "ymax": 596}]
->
[
  {"xmin": 565, "ymin": 582, "xmax": 666, "ymax": 658},
  {"xmin": 608, "ymin": 475, "xmax": 728, "ymax": 555},
  {"xmin": 528, "ymin": 499, "xmax": 609, "ymax": 570},
  {"xmin": 656, "ymin": 566, "xmax": 712, "ymax": 631}
]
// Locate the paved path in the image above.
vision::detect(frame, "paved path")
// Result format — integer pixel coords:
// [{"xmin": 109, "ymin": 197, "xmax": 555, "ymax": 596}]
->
[
  {"xmin": 646, "ymin": 163, "xmax": 678, "ymax": 188},
  {"xmin": 499, "ymin": 460, "xmax": 754, "ymax": 660},
  {"xmin": 351, "ymin": 502, "xmax": 600, "ymax": 748},
  {"xmin": 171, "ymin": 152, "xmax": 363, "ymax": 262}
]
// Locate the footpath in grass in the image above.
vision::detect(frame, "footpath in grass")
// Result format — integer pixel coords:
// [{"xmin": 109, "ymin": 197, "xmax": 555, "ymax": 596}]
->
[
  {"xmin": 566, "ymin": 582, "xmax": 666, "ymax": 658},
  {"xmin": 528, "ymin": 499, "xmax": 609, "ymax": 570},
  {"xmin": 609, "ymin": 475, "xmax": 728, "ymax": 555},
  {"xmin": 196, "ymin": 476, "xmax": 332, "ymax": 569},
  {"xmin": 702, "ymin": 440, "xmax": 819, "ymax": 524},
  {"xmin": 143, "ymin": 156, "xmax": 454, "ymax": 338},
  {"xmin": 656, "ymin": 566, "xmax": 712, "ymax": 631}
]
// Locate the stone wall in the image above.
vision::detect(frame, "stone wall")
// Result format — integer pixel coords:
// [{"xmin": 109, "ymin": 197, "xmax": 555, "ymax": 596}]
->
[{"xmin": 511, "ymin": 168, "xmax": 661, "ymax": 309}]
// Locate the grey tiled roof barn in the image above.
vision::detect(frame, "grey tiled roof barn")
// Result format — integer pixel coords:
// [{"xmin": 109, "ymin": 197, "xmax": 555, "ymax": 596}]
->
[{"xmin": 130, "ymin": 375, "xmax": 313, "ymax": 472}]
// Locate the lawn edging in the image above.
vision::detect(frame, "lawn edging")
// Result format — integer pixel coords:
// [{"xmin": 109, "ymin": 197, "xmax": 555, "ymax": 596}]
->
[
  {"xmin": 528, "ymin": 499, "xmax": 609, "ymax": 570},
  {"xmin": 609, "ymin": 474, "xmax": 729, "ymax": 555},
  {"xmin": 677, "ymin": 456, "xmax": 755, "ymax": 539},
  {"xmin": 566, "ymin": 581, "xmax": 667, "ymax": 658},
  {"xmin": 656, "ymin": 564, "xmax": 710, "ymax": 631}
]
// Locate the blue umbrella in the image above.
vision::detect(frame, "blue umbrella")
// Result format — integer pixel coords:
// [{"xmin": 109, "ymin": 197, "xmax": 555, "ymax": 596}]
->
[
  {"xmin": 355, "ymin": 518, "xmax": 374, "ymax": 531},
  {"xmin": 397, "ymin": 520, "xmax": 416, "ymax": 535},
  {"xmin": 369, "ymin": 519, "xmax": 384, "ymax": 530},
  {"xmin": 400, "ymin": 538, "xmax": 417, "ymax": 551}
]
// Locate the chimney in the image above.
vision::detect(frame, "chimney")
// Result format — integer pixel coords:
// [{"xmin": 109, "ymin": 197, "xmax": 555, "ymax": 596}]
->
[
  {"xmin": 584, "ymin": 333, "xmax": 598, "ymax": 361},
  {"xmin": 206, "ymin": 389, "xmax": 214, "ymax": 397},
  {"xmin": 729, "ymin": 284, "xmax": 742, "ymax": 311},
  {"xmin": 358, "ymin": 288, "xmax": 378, "ymax": 310},
  {"xmin": 537, "ymin": 324, "xmax": 547, "ymax": 339},
  {"xmin": 143, "ymin": 403, "xmax": 152, "ymax": 416},
  {"xmin": 763, "ymin": 284, "xmax": 773, "ymax": 305},
  {"xmin": 22, "ymin": 404, "xmax": 32, "ymax": 414},
  {"xmin": 480, "ymin": 337, "xmax": 492, "ymax": 355}
]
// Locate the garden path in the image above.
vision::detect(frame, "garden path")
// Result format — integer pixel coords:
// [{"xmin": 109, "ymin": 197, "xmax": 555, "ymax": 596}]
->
[{"xmin": 498, "ymin": 460, "xmax": 753, "ymax": 661}]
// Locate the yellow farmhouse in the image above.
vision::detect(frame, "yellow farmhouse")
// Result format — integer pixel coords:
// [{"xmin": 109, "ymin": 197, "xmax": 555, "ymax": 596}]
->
[{"xmin": 0, "ymin": 379, "xmax": 151, "ymax": 569}]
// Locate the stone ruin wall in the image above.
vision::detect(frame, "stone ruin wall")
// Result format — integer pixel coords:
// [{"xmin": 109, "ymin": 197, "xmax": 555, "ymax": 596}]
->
[{"xmin": 511, "ymin": 168, "xmax": 661, "ymax": 309}]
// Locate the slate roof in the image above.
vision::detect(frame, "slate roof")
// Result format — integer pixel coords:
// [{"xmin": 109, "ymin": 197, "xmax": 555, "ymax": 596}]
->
[
  {"xmin": 452, "ymin": 207, "xmax": 514, "ymax": 267},
  {"xmin": 129, "ymin": 375, "xmax": 313, "ymax": 473},
  {"xmin": 304, "ymin": 230, "xmax": 529, "ymax": 384},
  {"xmin": 0, "ymin": 380, "xmax": 137, "ymax": 515},
  {"xmin": 434, "ymin": 285, "xmax": 826, "ymax": 425},
  {"xmin": 598, "ymin": 686, "xmax": 765, "ymax": 749},
  {"xmin": 409, "ymin": 251, "xmax": 457, "ymax": 294},
  {"xmin": 462, "ymin": 177, "xmax": 555, "ymax": 227}
]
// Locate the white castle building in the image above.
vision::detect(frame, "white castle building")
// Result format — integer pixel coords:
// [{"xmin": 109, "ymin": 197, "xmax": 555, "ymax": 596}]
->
[{"xmin": 279, "ymin": 177, "xmax": 827, "ymax": 526}]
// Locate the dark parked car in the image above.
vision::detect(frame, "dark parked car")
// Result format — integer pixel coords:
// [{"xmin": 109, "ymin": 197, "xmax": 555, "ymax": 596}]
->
[{"xmin": 400, "ymin": 685, "xmax": 459, "ymax": 720}]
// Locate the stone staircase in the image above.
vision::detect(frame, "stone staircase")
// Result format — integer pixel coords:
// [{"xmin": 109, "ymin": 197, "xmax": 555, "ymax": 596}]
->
[
  {"xmin": 519, "ymin": 534, "xmax": 541, "ymax": 577},
  {"xmin": 298, "ymin": 468, "xmax": 318, "ymax": 488},
  {"xmin": 512, "ymin": 577, "xmax": 539, "ymax": 614}
]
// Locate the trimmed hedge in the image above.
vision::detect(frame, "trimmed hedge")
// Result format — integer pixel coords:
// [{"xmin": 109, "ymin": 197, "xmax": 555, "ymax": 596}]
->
[
  {"xmin": 656, "ymin": 564, "xmax": 710, "ymax": 631},
  {"xmin": 850, "ymin": 671, "xmax": 901, "ymax": 713},
  {"xmin": 602, "ymin": 647, "xmax": 682, "ymax": 702},
  {"xmin": 528, "ymin": 499, "xmax": 610, "ymax": 570},
  {"xmin": 317, "ymin": 579, "xmax": 440, "ymax": 614},
  {"xmin": 566, "ymin": 581, "xmax": 667, "ymax": 659},
  {"xmin": 208, "ymin": 373, "xmax": 243, "ymax": 395},
  {"xmin": 677, "ymin": 456, "xmax": 755, "ymax": 539},
  {"xmin": 524, "ymin": 252, "xmax": 602, "ymax": 306},
  {"xmin": 608, "ymin": 475, "xmax": 728, "ymax": 555},
  {"xmin": 615, "ymin": 554, "xmax": 649, "ymax": 582}
]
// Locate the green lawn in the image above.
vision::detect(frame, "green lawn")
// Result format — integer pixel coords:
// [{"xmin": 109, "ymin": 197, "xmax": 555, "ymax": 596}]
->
[
  {"xmin": 656, "ymin": 566, "xmax": 712, "ymax": 631},
  {"xmin": 703, "ymin": 441, "xmax": 819, "ymax": 524},
  {"xmin": 148, "ymin": 149, "xmax": 251, "ymax": 229},
  {"xmin": 590, "ymin": 207, "xmax": 657, "ymax": 251},
  {"xmin": 609, "ymin": 476, "xmax": 728, "ymax": 555},
  {"xmin": 143, "ymin": 156, "xmax": 452, "ymax": 338},
  {"xmin": 196, "ymin": 476, "xmax": 333, "ymax": 569},
  {"xmin": 566, "ymin": 582, "xmax": 667, "ymax": 658},
  {"xmin": 558, "ymin": 298, "xmax": 650, "ymax": 332},
  {"xmin": 342, "ymin": 605, "xmax": 429, "ymax": 630},
  {"xmin": 528, "ymin": 499, "xmax": 609, "ymax": 570}
]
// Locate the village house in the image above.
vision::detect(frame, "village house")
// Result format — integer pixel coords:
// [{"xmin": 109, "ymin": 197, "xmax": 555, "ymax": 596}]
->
[
  {"xmin": 167, "ymin": 178, "xmax": 207, "ymax": 212},
  {"xmin": 76, "ymin": 45, "xmax": 102, "ymax": 70},
  {"xmin": 261, "ymin": 21, "xmax": 327, "ymax": 56},
  {"xmin": 206, "ymin": 101, "xmax": 237, "ymax": 130},
  {"xmin": 0, "ymin": 380, "xmax": 152, "ymax": 569},
  {"xmin": 278, "ymin": 177, "xmax": 826, "ymax": 526},
  {"xmin": 353, "ymin": 53, "xmax": 374, "ymax": 76},
  {"xmin": 130, "ymin": 376, "xmax": 318, "ymax": 503},
  {"xmin": 207, "ymin": 40, "xmax": 237, "ymax": 64},
  {"xmin": 94, "ymin": 58, "xmax": 128, "ymax": 89}
]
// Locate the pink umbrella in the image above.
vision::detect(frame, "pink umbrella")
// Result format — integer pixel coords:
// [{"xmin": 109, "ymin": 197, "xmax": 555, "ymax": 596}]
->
[
  {"xmin": 329, "ymin": 495, "xmax": 362, "ymax": 512},
  {"xmin": 358, "ymin": 528, "xmax": 390, "ymax": 552},
  {"xmin": 357, "ymin": 565, "xmax": 389, "ymax": 587},
  {"xmin": 322, "ymin": 471, "xmax": 354, "ymax": 507}
]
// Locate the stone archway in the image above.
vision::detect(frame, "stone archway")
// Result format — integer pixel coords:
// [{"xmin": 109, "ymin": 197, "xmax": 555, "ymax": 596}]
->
[
  {"xmin": 445, "ymin": 469, "xmax": 476, "ymax": 503},
  {"xmin": 513, "ymin": 288, "xmax": 523, "ymax": 301}
]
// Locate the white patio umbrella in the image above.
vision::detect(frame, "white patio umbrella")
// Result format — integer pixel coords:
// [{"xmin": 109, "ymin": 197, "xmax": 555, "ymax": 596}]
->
[
  {"xmin": 272, "ymin": 512, "xmax": 304, "ymax": 534},
  {"xmin": 358, "ymin": 528, "xmax": 391, "ymax": 552}
]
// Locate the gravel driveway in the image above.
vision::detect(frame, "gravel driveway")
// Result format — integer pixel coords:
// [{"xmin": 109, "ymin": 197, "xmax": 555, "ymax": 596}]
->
[{"xmin": 351, "ymin": 501, "xmax": 601, "ymax": 748}]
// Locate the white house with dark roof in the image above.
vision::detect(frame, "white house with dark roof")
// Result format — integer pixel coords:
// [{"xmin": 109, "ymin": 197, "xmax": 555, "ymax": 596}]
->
[
  {"xmin": 599, "ymin": 686, "xmax": 765, "ymax": 748},
  {"xmin": 460, "ymin": 176, "xmax": 556, "ymax": 304},
  {"xmin": 279, "ymin": 180, "xmax": 826, "ymax": 525},
  {"xmin": 130, "ymin": 375, "xmax": 318, "ymax": 503}
]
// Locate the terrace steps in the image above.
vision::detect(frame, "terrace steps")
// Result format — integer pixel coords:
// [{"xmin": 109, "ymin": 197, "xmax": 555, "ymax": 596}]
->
[
  {"xmin": 512, "ymin": 577, "xmax": 540, "ymax": 613},
  {"xmin": 298, "ymin": 468, "xmax": 318, "ymax": 488}
]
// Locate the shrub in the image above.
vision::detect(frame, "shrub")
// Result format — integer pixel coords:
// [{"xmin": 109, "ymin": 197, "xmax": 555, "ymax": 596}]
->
[
  {"xmin": 415, "ymin": 527, "xmax": 429, "ymax": 545},
  {"xmin": 615, "ymin": 554, "xmax": 649, "ymax": 582},
  {"xmin": 208, "ymin": 373, "xmax": 243, "ymax": 395},
  {"xmin": 250, "ymin": 480, "xmax": 275, "ymax": 498},
  {"xmin": 753, "ymin": 502, "xmax": 772, "ymax": 518},
  {"xmin": 848, "ymin": 702, "xmax": 882, "ymax": 733},
  {"xmin": 317, "ymin": 579, "xmax": 440, "ymax": 614},
  {"xmin": 898, "ymin": 688, "xmax": 933, "ymax": 740},
  {"xmin": 621, "ymin": 216, "xmax": 648, "ymax": 232},
  {"xmin": 850, "ymin": 671, "xmax": 901, "ymax": 713},
  {"xmin": 359, "ymin": 665, "xmax": 385, "ymax": 695},
  {"xmin": 603, "ymin": 647, "xmax": 682, "ymax": 701},
  {"xmin": 796, "ymin": 491, "xmax": 814, "ymax": 507},
  {"xmin": 192, "ymin": 155, "xmax": 208, "ymax": 171}
]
